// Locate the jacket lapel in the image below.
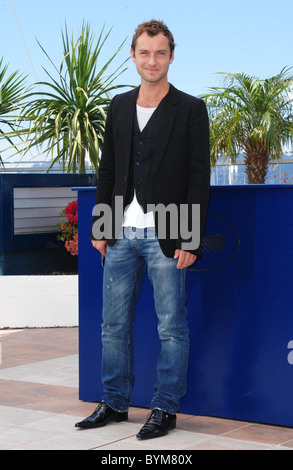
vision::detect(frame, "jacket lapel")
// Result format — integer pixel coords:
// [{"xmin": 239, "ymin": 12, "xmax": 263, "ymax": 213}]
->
[
  {"xmin": 119, "ymin": 86, "xmax": 140, "ymax": 177},
  {"xmin": 151, "ymin": 84, "xmax": 179, "ymax": 179}
]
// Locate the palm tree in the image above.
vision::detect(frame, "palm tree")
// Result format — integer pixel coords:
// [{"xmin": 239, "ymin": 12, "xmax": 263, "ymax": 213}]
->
[
  {"xmin": 15, "ymin": 23, "xmax": 131, "ymax": 173},
  {"xmin": 0, "ymin": 58, "xmax": 29, "ymax": 167},
  {"xmin": 202, "ymin": 67, "xmax": 293, "ymax": 183}
]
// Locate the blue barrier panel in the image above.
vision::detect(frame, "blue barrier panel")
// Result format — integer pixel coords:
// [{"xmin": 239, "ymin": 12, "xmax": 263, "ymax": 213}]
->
[{"xmin": 77, "ymin": 185, "xmax": 293, "ymax": 426}]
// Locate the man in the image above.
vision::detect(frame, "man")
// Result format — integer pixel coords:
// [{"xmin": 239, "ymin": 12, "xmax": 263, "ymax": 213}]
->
[{"xmin": 75, "ymin": 19, "xmax": 210, "ymax": 440}]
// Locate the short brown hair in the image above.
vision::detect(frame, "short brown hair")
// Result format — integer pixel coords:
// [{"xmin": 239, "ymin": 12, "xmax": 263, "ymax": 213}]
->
[{"xmin": 131, "ymin": 19, "xmax": 175, "ymax": 56}]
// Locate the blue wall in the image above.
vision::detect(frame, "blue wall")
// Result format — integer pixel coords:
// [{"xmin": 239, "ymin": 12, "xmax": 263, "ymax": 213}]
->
[{"xmin": 77, "ymin": 185, "xmax": 293, "ymax": 426}]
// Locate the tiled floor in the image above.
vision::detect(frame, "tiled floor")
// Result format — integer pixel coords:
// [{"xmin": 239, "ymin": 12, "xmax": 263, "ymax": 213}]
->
[{"xmin": 0, "ymin": 327, "xmax": 293, "ymax": 450}]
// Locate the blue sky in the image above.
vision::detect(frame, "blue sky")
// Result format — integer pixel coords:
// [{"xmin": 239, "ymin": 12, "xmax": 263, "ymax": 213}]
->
[{"xmin": 2, "ymin": 0, "xmax": 293, "ymax": 97}]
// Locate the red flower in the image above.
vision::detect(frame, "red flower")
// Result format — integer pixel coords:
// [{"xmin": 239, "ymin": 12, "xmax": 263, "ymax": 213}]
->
[
  {"xmin": 64, "ymin": 200, "xmax": 78, "ymax": 225},
  {"xmin": 57, "ymin": 200, "xmax": 78, "ymax": 255}
]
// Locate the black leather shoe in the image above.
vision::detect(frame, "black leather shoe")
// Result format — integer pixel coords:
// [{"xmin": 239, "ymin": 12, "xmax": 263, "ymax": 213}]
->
[
  {"xmin": 75, "ymin": 402, "xmax": 128, "ymax": 429},
  {"xmin": 136, "ymin": 409, "xmax": 176, "ymax": 440}
]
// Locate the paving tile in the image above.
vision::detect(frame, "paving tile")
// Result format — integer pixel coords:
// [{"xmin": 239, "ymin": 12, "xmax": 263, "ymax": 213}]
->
[
  {"xmin": 9, "ymin": 431, "xmax": 111, "ymax": 450},
  {"xmin": 0, "ymin": 424, "xmax": 60, "ymax": 449},
  {"xmin": 224, "ymin": 423, "xmax": 293, "ymax": 446},
  {"xmin": 177, "ymin": 415, "xmax": 250, "ymax": 435},
  {"xmin": 0, "ymin": 389, "xmax": 43, "ymax": 407},
  {"xmin": 0, "ymin": 355, "xmax": 78, "ymax": 386},
  {"xmin": 20, "ymin": 397, "xmax": 85, "ymax": 414},
  {"xmin": 1, "ymin": 327, "xmax": 293, "ymax": 450},
  {"xmin": 92, "ymin": 440, "xmax": 161, "ymax": 450},
  {"xmin": 0, "ymin": 330, "xmax": 23, "ymax": 337},
  {"xmin": 0, "ymin": 406, "xmax": 53, "ymax": 428},
  {"xmin": 278, "ymin": 441, "xmax": 293, "ymax": 449},
  {"xmin": 98, "ymin": 429, "xmax": 215, "ymax": 450},
  {"xmin": 20, "ymin": 413, "xmax": 83, "ymax": 434},
  {"xmin": 187, "ymin": 436, "xmax": 275, "ymax": 450},
  {"xmin": 127, "ymin": 407, "xmax": 149, "ymax": 424},
  {"xmin": 64, "ymin": 401, "xmax": 101, "ymax": 417},
  {"xmin": 75, "ymin": 421, "xmax": 139, "ymax": 440}
]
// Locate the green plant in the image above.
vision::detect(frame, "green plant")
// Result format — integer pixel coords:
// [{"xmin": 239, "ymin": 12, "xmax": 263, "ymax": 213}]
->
[
  {"xmin": 13, "ymin": 23, "xmax": 131, "ymax": 173},
  {"xmin": 0, "ymin": 57, "xmax": 29, "ymax": 166},
  {"xmin": 202, "ymin": 67, "xmax": 293, "ymax": 183}
]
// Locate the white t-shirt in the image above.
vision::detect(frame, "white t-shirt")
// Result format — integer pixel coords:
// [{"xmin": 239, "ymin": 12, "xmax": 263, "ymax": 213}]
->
[{"xmin": 122, "ymin": 105, "xmax": 157, "ymax": 228}]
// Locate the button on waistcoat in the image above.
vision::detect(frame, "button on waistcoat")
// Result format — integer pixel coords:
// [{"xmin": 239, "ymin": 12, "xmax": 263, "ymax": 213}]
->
[{"xmin": 125, "ymin": 106, "xmax": 162, "ymax": 212}]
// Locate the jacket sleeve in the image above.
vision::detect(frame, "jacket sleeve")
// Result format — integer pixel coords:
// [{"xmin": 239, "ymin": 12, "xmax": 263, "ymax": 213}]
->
[
  {"xmin": 176, "ymin": 99, "xmax": 210, "ymax": 257},
  {"xmin": 91, "ymin": 97, "xmax": 116, "ymax": 240}
]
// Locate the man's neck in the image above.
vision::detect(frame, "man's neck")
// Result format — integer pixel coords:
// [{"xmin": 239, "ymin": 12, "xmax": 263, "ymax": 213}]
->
[{"xmin": 137, "ymin": 81, "xmax": 170, "ymax": 108}]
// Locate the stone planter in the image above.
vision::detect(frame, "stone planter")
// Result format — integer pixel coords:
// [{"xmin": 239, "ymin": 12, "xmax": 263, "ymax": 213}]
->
[{"xmin": 0, "ymin": 275, "xmax": 78, "ymax": 328}]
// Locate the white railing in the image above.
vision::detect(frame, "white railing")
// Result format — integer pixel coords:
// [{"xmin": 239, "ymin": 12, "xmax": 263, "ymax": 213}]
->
[
  {"xmin": 212, "ymin": 157, "xmax": 293, "ymax": 185},
  {"xmin": 1, "ymin": 156, "xmax": 293, "ymax": 184},
  {"xmin": 0, "ymin": 160, "xmax": 93, "ymax": 173}
]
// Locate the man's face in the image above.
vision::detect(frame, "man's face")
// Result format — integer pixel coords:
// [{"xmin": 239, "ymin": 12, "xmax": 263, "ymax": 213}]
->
[{"xmin": 130, "ymin": 32, "xmax": 174, "ymax": 85}]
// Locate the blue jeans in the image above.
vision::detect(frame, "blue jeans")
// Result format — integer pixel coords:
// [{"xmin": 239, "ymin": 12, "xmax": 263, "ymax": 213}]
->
[{"xmin": 101, "ymin": 227, "xmax": 190, "ymax": 414}]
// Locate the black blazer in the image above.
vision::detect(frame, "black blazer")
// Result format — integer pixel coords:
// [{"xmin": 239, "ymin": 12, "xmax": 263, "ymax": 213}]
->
[{"xmin": 92, "ymin": 84, "xmax": 210, "ymax": 258}]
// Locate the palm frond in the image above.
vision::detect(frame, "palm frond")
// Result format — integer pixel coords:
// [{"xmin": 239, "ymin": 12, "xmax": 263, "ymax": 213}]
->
[
  {"xmin": 0, "ymin": 57, "xmax": 31, "ymax": 166},
  {"xmin": 10, "ymin": 23, "xmax": 132, "ymax": 173},
  {"xmin": 201, "ymin": 68, "xmax": 293, "ymax": 181}
]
